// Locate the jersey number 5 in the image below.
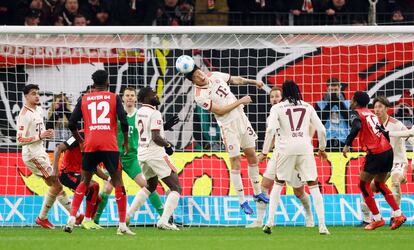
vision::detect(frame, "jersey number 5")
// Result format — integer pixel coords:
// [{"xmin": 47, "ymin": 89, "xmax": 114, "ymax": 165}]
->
[{"xmin": 87, "ymin": 101, "xmax": 110, "ymax": 124}]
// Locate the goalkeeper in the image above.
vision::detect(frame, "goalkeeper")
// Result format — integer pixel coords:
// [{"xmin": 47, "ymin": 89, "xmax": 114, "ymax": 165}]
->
[{"xmin": 94, "ymin": 87, "xmax": 179, "ymax": 225}]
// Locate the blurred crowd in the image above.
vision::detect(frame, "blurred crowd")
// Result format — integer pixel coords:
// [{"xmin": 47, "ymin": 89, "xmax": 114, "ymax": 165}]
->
[{"xmin": 0, "ymin": 0, "xmax": 413, "ymax": 26}]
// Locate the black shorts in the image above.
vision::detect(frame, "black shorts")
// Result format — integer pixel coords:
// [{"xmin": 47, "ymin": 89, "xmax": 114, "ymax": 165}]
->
[
  {"xmin": 364, "ymin": 149, "xmax": 394, "ymax": 174},
  {"xmin": 82, "ymin": 151, "xmax": 121, "ymax": 174},
  {"xmin": 59, "ymin": 171, "xmax": 81, "ymax": 191}
]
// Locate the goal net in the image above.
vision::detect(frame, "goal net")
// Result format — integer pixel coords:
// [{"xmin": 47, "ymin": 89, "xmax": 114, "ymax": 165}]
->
[{"xmin": 1, "ymin": 26, "xmax": 414, "ymax": 227}]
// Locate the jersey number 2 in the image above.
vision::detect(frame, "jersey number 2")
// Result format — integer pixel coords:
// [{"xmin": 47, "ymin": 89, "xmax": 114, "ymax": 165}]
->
[{"xmin": 87, "ymin": 101, "xmax": 110, "ymax": 124}]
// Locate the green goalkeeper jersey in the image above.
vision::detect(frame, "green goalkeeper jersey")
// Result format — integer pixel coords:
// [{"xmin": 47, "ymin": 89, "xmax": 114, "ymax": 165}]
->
[{"xmin": 117, "ymin": 109, "xmax": 138, "ymax": 157}]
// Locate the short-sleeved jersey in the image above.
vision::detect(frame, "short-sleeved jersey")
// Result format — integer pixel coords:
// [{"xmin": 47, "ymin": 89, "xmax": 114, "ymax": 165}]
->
[
  {"xmin": 268, "ymin": 100, "xmax": 326, "ymax": 155},
  {"xmin": 384, "ymin": 116, "xmax": 413, "ymax": 164},
  {"xmin": 354, "ymin": 108, "xmax": 392, "ymax": 154},
  {"xmin": 80, "ymin": 91, "xmax": 119, "ymax": 152},
  {"xmin": 136, "ymin": 104, "xmax": 166, "ymax": 161},
  {"xmin": 16, "ymin": 105, "xmax": 46, "ymax": 159},
  {"xmin": 194, "ymin": 71, "xmax": 245, "ymax": 126},
  {"xmin": 117, "ymin": 109, "xmax": 138, "ymax": 157},
  {"xmin": 61, "ymin": 136, "xmax": 82, "ymax": 173}
]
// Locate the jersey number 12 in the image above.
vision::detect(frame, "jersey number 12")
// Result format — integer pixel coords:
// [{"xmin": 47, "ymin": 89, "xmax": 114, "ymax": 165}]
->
[{"xmin": 87, "ymin": 101, "xmax": 110, "ymax": 124}]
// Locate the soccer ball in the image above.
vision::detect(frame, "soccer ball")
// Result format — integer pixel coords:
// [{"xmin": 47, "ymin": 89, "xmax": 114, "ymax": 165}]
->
[{"xmin": 176, "ymin": 55, "xmax": 195, "ymax": 74}]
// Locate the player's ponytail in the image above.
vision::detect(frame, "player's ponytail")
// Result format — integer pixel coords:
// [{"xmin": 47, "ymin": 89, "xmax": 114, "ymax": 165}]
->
[{"xmin": 282, "ymin": 80, "xmax": 302, "ymax": 106}]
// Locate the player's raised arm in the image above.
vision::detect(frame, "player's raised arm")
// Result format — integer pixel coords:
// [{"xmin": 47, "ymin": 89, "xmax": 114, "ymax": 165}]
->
[
  {"xmin": 210, "ymin": 95, "xmax": 252, "ymax": 116},
  {"xmin": 68, "ymin": 99, "xmax": 84, "ymax": 145},
  {"xmin": 228, "ymin": 76, "xmax": 264, "ymax": 89},
  {"xmin": 116, "ymin": 95, "xmax": 129, "ymax": 154},
  {"xmin": 389, "ymin": 127, "xmax": 414, "ymax": 138}
]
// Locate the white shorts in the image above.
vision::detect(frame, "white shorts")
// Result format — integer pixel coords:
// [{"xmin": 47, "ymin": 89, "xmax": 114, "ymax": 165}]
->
[
  {"xmin": 263, "ymin": 153, "xmax": 305, "ymax": 188},
  {"xmin": 139, "ymin": 155, "xmax": 176, "ymax": 180},
  {"xmin": 275, "ymin": 153, "xmax": 317, "ymax": 183},
  {"xmin": 220, "ymin": 117, "xmax": 257, "ymax": 158},
  {"xmin": 391, "ymin": 162, "xmax": 408, "ymax": 176},
  {"xmin": 23, "ymin": 151, "xmax": 53, "ymax": 178}
]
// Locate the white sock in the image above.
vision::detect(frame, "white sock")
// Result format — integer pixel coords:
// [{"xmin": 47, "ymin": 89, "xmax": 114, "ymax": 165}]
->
[
  {"xmin": 119, "ymin": 222, "xmax": 127, "ymax": 228},
  {"xmin": 392, "ymin": 184, "xmax": 401, "ymax": 206},
  {"xmin": 39, "ymin": 191, "xmax": 57, "ymax": 219},
  {"xmin": 372, "ymin": 213, "xmax": 382, "ymax": 221},
  {"xmin": 309, "ymin": 185, "xmax": 325, "ymax": 226},
  {"xmin": 256, "ymin": 202, "xmax": 267, "ymax": 223},
  {"xmin": 127, "ymin": 188, "xmax": 150, "ymax": 218},
  {"xmin": 361, "ymin": 200, "xmax": 371, "ymax": 222},
  {"xmin": 248, "ymin": 165, "xmax": 261, "ymax": 195},
  {"xmin": 266, "ymin": 183, "xmax": 283, "ymax": 226},
  {"xmin": 57, "ymin": 191, "xmax": 72, "ymax": 213},
  {"xmin": 160, "ymin": 191, "xmax": 180, "ymax": 224},
  {"xmin": 394, "ymin": 209, "xmax": 402, "ymax": 217},
  {"xmin": 298, "ymin": 193, "xmax": 312, "ymax": 216},
  {"xmin": 230, "ymin": 170, "xmax": 245, "ymax": 204}
]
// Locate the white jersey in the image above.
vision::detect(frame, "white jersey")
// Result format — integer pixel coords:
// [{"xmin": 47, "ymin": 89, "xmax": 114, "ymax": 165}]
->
[
  {"xmin": 16, "ymin": 105, "xmax": 47, "ymax": 160},
  {"xmin": 136, "ymin": 104, "xmax": 166, "ymax": 161},
  {"xmin": 194, "ymin": 71, "xmax": 246, "ymax": 126},
  {"xmin": 384, "ymin": 116, "xmax": 413, "ymax": 164},
  {"xmin": 267, "ymin": 100, "xmax": 326, "ymax": 155}
]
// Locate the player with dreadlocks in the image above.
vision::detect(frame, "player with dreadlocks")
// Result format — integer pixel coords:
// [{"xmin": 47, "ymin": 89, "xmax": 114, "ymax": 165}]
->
[{"xmin": 262, "ymin": 80, "xmax": 330, "ymax": 235}]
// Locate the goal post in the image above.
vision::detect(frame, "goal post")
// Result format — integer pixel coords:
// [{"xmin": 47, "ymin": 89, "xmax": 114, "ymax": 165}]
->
[{"xmin": 1, "ymin": 26, "xmax": 414, "ymax": 227}]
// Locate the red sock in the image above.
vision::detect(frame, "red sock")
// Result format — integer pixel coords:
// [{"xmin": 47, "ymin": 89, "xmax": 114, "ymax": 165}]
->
[
  {"xmin": 375, "ymin": 181, "xmax": 400, "ymax": 211},
  {"xmin": 115, "ymin": 186, "xmax": 127, "ymax": 223},
  {"xmin": 70, "ymin": 182, "xmax": 87, "ymax": 217},
  {"xmin": 85, "ymin": 182, "xmax": 99, "ymax": 218},
  {"xmin": 359, "ymin": 180, "xmax": 379, "ymax": 215}
]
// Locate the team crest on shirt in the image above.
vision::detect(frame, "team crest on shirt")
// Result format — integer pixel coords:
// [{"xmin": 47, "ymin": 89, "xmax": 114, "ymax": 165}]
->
[
  {"xmin": 157, "ymin": 120, "xmax": 162, "ymax": 125},
  {"xmin": 19, "ymin": 126, "xmax": 24, "ymax": 131},
  {"xmin": 228, "ymin": 145, "xmax": 233, "ymax": 150}
]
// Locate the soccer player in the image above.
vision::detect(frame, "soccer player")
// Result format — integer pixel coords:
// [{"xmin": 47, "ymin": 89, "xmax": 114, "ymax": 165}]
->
[
  {"xmin": 247, "ymin": 87, "xmax": 314, "ymax": 228},
  {"xmin": 186, "ymin": 64, "xmax": 268, "ymax": 215},
  {"xmin": 127, "ymin": 87, "xmax": 182, "ymax": 230},
  {"xmin": 359, "ymin": 96, "xmax": 414, "ymax": 225},
  {"xmin": 64, "ymin": 70, "xmax": 134, "ymax": 235},
  {"xmin": 93, "ymin": 87, "xmax": 178, "ymax": 225},
  {"xmin": 54, "ymin": 131, "xmax": 109, "ymax": 229},
  {"xmin": 17, "ymin": 84, "xmax": 74, "ymax": 229},
  {"xmin": 262, "ymin": 80, "xmax": 329, "ymax": 235},
  {"xmin": 343, "ymin": 91, "xmax": 406, "ymax": 230}
]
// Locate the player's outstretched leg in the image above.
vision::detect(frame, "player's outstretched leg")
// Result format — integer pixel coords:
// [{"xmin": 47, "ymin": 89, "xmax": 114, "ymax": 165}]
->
[
  {"xmin": 157, "ymin": 173, "xmax": 181, "ymax": 230},
  {"xmin": 245, "ymin": 148, "xmax": 269, "ymax": 204},
  {"xmin": 64, "ymin": 171, "xmax": 93, "ymax": 233},
  {"xmin": 360, "ymin": 200, "xmax": 372, "ymax": 227},
  {"xmin": 126, "ymin": 187, "xmax": 150, "ymax": 224},
  {"xmin": 374, "ymin": 181, "xmax": 406, "ymax": 230},
  {"xmin": 109, "ymin": 170, "xmax": 135, "ymax": 236},
  {"xmin": 359, "ymin": 180, "xmax": 385, "ymax": 230},
  {"xmin": 37, "ymin": 176, "xmax": 65, "ymax": 229},
  {"xmin": 94, "ymin": 181, "xmax": 113, "ymax": 225},
  {"xmin": 263, "ymin": 181, "xmax": 283, "ymax": 234},
  {"xmin": 82, "ymin": 182, "xmax": 103, "ymax": 230},
  {"xmin": 308, "ymin": 184, "xmax": 329, "ymax": 235},
  {"xmin": 293, "ymin": 187, "xmax": 314, "ymax": 228}
]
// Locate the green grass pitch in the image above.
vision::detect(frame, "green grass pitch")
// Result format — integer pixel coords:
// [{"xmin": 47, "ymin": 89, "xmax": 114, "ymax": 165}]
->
[{"xmin": 0, "ymin": 226, "xmax": 413, "ymax": 250}]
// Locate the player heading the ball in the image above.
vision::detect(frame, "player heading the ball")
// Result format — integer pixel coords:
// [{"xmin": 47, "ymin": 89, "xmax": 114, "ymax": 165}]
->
[{"xmin": 179, "ymin": 55, "xmax": 269, "ymax": 215}]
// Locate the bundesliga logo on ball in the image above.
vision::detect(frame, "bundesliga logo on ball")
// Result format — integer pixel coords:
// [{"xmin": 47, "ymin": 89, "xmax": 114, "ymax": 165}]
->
[{"xmin": 175, "ymin": 55, "xmax": 195, "ymax": 74}]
